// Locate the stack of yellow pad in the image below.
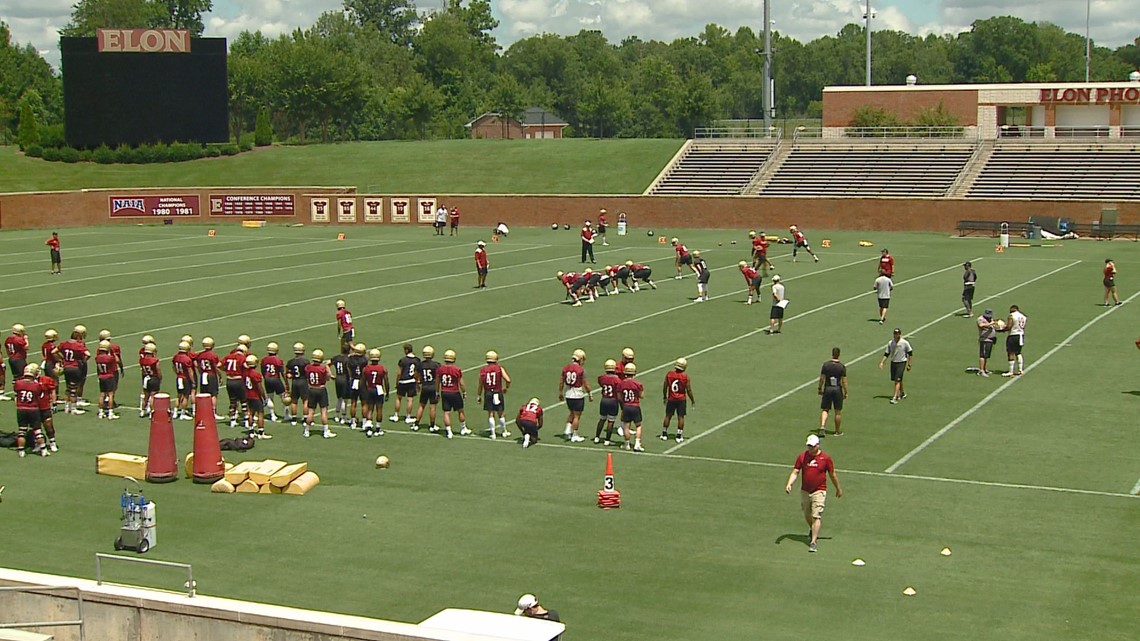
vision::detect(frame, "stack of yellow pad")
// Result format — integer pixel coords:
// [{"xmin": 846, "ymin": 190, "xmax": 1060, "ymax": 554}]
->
[{"xmin": 210, "ymin": 459, "xmax": 319, "ymax": 495}]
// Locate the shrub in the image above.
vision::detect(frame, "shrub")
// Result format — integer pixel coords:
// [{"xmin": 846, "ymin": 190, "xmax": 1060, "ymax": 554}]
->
[
  {"xmin": 39, "ymin": 124, "xmax": 66, "ymax": 149},
  {"xmin": 114, "ymin": 144, "xmax": 137, "ymax": 163},
  {"xmin": 220, "ymin": 143, "xmax": 240, "ymax": 156},
  {"xmin": 238, "ymin": 139, "xmax": 253, "ymax": 152},
  {"xmin": 204, "ymin": 145, "xmax": 222, "ymax": 158},
  {"xmin": 78, "ymin": 148, "xmax": 93, "ymax": 162},
  {"xmin": 41, "ymin": 147, "xmax": 60, "ymax": 161},
  {"xmin": 254, "ymin": 106, "xmax": 273, "ymax": 146},
  {"xmin": 92, "ymin": 144, "xmax": 115, "ymax": 164},
  {"xmin": 24, "ymin": 144, "xmax": 43, "ymax": 158},
  {"xmin": 17, "ymin": 103, "xmax": 39, "ymax": 151},
  {"xmin": 58, "ymin": 146, "xmax": 81, "ymax": 163}
]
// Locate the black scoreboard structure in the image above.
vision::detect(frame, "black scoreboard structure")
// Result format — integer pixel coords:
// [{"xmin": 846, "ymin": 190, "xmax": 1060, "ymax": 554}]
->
[{"xmin": 62, "ymin": 30, "xmax": 228, "ymax": 149}]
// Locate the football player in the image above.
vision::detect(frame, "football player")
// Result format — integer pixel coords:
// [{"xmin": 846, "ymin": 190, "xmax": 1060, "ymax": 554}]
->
[
  {"xmin": 739, "ymin": 261, "xmax": 762, "ymax": 305},
  {"xmin": 789, "ymin": 225, "xmax": 820, "ymax": 263},
  {"xmin": 335, "ymin": 300, "xmax": 354, "ymax": 352},
  {"xmin": 474, "ymin": 240, "xmax": 489, "ymax": 289},
  {"xmin": 749, "ymin": 230, "xmax": 773, "ymax": 274},
  {"xmin": 437, "ymin": 349, "xmax": 468, "ymax": 439},
  {"xmin": 392, "ymin": 343, "xmax": 420, "ymax": 425},
  {"xmin": 138, "ymin": 342, "xmax": 162, "ymax": 418},
  {"xmin": 98, "ymin": 329, "xmax": 125, "ymax": 392},
  {"xmin": 261, "ymin": 342, "xmax": 286, "ymax": 422},
  {"xmin": 302, "ymin": 349, "xmax": 336, "ymax": 439},
  {"xmin": 95, "ymin": 341, "xmax": 119, "ymax": 419},
  {"xmin": 558, "ymin": 349, "xmax": 592, "ymax": 442},
  {"xmin": 195, "ymin": 337, "xmax": 222, "ymax": 418},
  {"xmin": 556, "ymin": 271, "xmax": 587, "ymax": 307},
  {"xmin": 171, "ymin": 341, "xmax": 196, "ymax": 419},
  {"xmin": 221, "ymin": 344, "xmax": 248, "ymax": 427},
  {"xmin": 477, "ymin": 350, "xmax": 512, "ymax": 439},
  {"xmin": 285, "ymin": 342, "xmax": 309, "ymax": 424},
  {"xmin": 54, "ymin": 326, "xmax": 90, "ymax": 415},
  {"xmin": 517, "ymin": 397, "xmax": 545, "ymax": 449},
  {"xmin": 5, "ymin": 324, "xmax": 29, "ymax": 396},
  {"xmin": 692, "ymin": 250, "xmax": 710, "ymax": 302},
  {"xmin": 244, "ymin": 354, "xmax": 270, "ymax": 439},
  {"xmin": 413, "ymin": 345, "xmax": 441, "ymax": 432},
  {"xmin": 329, "ymin": 345, "xmax": 350, "ymax": 424},
  {"xmin": 594, "ymin": 359, "xmax": 622, "ymax": 445},
  {"xmin": 619, "ymin": 363, "xmax": 645, "ymax": 452},
  {"xmin": 14, "ymin": 365, "xmax": 45, "ymax": 457},
  {"xmin": 345, "ymin": 342, "xmax": 369, "ymax": 429},
  {"xmin": 661, "ymin": 358, "xmax": 695, "ymax": 443},
  {"xmin": 361, "ymin": 348, "xmax": 389, "ymax": 437},
  {"xmin": 671, "ymin": 237, "xmax": 695, "ymax": 279},
  {"xmin": 626, "ymin": 260, "xmax": 657, "ymax": 290},
  {"xmin": 34, "ymin": 363, "xmax": 59, "ymax": 452}
]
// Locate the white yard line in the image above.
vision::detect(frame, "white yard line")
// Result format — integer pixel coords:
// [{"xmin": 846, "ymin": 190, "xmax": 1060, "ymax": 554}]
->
[
  {"xmin": 382, "ymin": 430, "xmax": 1140, "ymax": 500},
  {"xmin": 1131, "ymin": 478, "xmax": 1140, "ymax": 495},
  {"xmin": 885, "ymin": 284, "xmax": 1134, "ymax": 474},
  {"xmin": 665, "ymin": 259, "xmax": 1080, "ymax": 454}
]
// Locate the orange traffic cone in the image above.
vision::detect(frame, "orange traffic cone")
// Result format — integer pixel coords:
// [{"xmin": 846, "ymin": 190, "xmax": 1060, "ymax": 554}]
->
[
  {"xmin": 145, "ymin": 394, "xmax": 178, "ymax": 483},
  {"xmin": 191, "ymin": 393, "xmax": 225, "ymax": 484},
  {"xmin": 597, "ymin": 452, "xmax": 621, "ymax": 509}
]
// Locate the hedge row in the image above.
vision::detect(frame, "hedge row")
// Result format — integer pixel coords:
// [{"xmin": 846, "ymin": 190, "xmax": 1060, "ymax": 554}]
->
[{"xmin": 25, "ymin": 136, "xmax": 255, "ymax": 164}]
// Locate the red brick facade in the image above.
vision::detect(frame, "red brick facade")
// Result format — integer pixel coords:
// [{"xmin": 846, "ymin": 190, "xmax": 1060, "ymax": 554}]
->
[{"xmin": 823, "ymin": 89, "xmax": 980, "ymax": 127}]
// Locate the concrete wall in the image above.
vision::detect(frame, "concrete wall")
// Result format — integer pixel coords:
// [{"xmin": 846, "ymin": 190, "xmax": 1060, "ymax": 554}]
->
[
  {"xmin": 1, "ymin": 188, "xmax": 1137, "ymax": 233},
  {"xmin": 0, "ymin": 568, "xmax": 507, "ymax": 641}
]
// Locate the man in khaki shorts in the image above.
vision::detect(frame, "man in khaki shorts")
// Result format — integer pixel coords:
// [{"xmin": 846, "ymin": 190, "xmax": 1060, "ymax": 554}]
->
[{"xmin": 785, "ymin": 434, "xmax": 843, "ymax": 553}]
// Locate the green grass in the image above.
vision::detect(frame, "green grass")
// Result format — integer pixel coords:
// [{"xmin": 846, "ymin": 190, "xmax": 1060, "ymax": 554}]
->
[
  {"xmin": 0, "ymin": 139, "xmax": 682, "ymax": 194},
  {"xmin": 1, "ymin": 223, "xmax": 1138, "ymax": 641}
]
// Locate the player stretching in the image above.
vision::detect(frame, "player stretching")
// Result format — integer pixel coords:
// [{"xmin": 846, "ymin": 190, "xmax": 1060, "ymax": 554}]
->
[
  {"xmin": 692, "ymin": 250, "xmax": 710, "ymax": 302},
  {"xmin": 477, "ymin": 350, "xmax": 511, "ymax": 439},
  {"xmin": 556, "ymin": 271, "xmax": 586, "ymax": 306},
  {"xmin": 558, "ymin": 349, "xmax": 592, "ymax": 442},
  {"xmin": 671, "ymin": 238, "xmax": 695, "ymax": 279},
  {"xmin": 789, "ymin": 225, "xmax": 819, "ymax": 263},
  {"xmin": 626, "ymin": 260, "xmax": 657, "ymax": 290},
  {"xmin": 438, "ymin": 349, "xmax": 468, "ymax": 439},
  {"xmin": 739, "ymin": 261, "xmax": 762, "ymax": 305},
  {"xmin": 661, "ymin": 358, "xmax": 695, "ymax": 443}
]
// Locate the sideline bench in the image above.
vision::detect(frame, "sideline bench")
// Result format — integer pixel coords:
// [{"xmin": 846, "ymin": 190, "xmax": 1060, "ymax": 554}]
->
[
  {"xmin": 956, "ymin": 220, "xmax": 1031, "ymax": 237},
  {"xmin": 1086, "ymin": 223, "xmax": 1140, "ymax": 241}
]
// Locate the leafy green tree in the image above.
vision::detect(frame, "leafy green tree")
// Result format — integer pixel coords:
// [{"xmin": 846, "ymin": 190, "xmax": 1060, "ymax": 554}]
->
[
  {"xmin": 954, "ymin": 16, "xmax": 1040, "ymax": 82},
  {"xmin": 17, "ymin": 101, "xmax": 39, "ymax": 150},
  {"xmin": 152, "ymin": 0, "xmax": 212, "ymax": 33},
  {"xmin": 61, "ymin": 0, "xmax": 163, "ymax": 36},
  {"xmin": 254, "ymin": 106, "xmax": 273, "ymax": 146},
  {"xmin": 344, "ymin": 0, "xmax": 417, "ymax": 46},
  {"xmin": 487, "ymin": 72, "xmax": 526, "ymax": 138}
]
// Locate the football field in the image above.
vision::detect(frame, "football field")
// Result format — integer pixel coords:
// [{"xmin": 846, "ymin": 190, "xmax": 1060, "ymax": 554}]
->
[{"xmin": 1, "ymin": 223, "xmax": 1137, "ymax": 641}]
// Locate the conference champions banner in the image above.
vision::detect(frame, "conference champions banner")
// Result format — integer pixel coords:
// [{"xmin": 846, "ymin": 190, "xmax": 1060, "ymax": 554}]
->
[
  {"xmin": 109, "ymin": 195, "xmax": 200, "ymax": 218},
  {"xmin": 209, "ymin": 194, "xmax": 295, "ymax": 216}
]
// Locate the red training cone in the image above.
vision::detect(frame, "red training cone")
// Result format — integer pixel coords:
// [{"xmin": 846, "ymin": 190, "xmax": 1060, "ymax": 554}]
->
[
  {"xmin": 145, "ymin": 393, "xmax": 178, "ymax": 483},
  {"xmin": 191, "ymin": 393, "xmax": 225, "ymax": 484},
  {"xmin": 597, "ymin": 452, "xmax": 621, "ymax": 509}
]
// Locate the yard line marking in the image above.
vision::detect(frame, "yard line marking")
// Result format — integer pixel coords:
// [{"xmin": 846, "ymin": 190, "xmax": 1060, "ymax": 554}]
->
[
  {"xmin": 0, "ymin": 231, "xmax": 215, "ymax": 261},
  {"xmin": 666, "ymin": 258, "xmax": 1079, "ymax": 454},
  {"xmin": 383, "ymin": 430, "xmax": 1140, "ymax": 500},
  {"xmin": 885, "ymin": 282, "xmax": 1133, "ymax": 474},
  {"xmin": 1132, "ymin": 479, "xmax": 1140, "ymax": 495}
]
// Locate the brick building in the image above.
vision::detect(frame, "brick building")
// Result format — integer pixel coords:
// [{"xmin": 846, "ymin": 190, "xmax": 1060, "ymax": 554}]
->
[{"xmin": 466, "ymin": 107, "xmax": 568, "ymax": 140}]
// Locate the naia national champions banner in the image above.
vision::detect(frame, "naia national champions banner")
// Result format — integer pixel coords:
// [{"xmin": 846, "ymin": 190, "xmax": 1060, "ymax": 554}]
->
[{"xmin": 109, "ymin": 195, "xmax": 200, "ymax": 218}]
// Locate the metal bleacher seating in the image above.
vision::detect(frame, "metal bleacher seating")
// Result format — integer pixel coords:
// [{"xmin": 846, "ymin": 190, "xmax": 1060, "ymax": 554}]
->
[
  {"xmin": 759, "ymin": 140, "xmax": 975, "ymax": 197},
  {"xmin": 966, "ymin": 141, "xmax": 1140, "ymax": 201},
  {"xmin": 648, "ymin": 141, "xmax": 776, "ymax": 196}
]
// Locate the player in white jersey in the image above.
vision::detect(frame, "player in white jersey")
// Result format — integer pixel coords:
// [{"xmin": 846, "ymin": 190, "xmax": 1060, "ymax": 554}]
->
[{"xmin": 1001, "ymin": 304, "xmax": 1027, "ymax": 376}]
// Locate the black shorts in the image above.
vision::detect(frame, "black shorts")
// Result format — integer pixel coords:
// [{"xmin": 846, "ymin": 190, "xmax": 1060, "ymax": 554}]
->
[
  {"xmin": 364, "ymin": 387, "xmax": 386, "ymax": 406},
  {"xmin": 597, "ymin": 224, "xmax": 606, "ymax": 234},
  {"xmin": 265, "ymin": 378, "xmax": 285, "ymax": 395},
  {"xmin": 518, "ymin": 418, "xmax": 539, "ymax": 437},
  {"xmin": 441, "ymin": 391, "xmax": 464, "ymax": 411},
  {"xmin": 821, "ymin": 387, "xmax": 844, "ymax": 411},
  {"xmin": 889, "ymin": 362, "xmax": 906, "ymax": 382},
  {"xmin": 176, "ymin": 377, "xmax": 194, "ymax": 396},
  {"xmin": 397, "ymin": 381, "xmax": 418, "ymax": 397},
  {"xmin": 477, "ymin": 266, "xmax": 488, "ymax": 275},
  {"xmin": 571, "ymin": 278, "xmax": 587, "ymax": 294},
  {"xmin": 334, "ymin": 377, "xmax": 349, "ymax": 399},
  {"xmin": 50, "ymin": 249, "xmax": 61, "ymax": 263},
  {"xmin": 634, "ymin": 268, "xmax": 652, "ymax": 281},
  {"xmin": 482, "ymin": 391, "xmax": 505, "ymax": 413},
  {"xmin": 225, "ymin": 378, "xmax": 244, "ymax": 401},
  {"xmin": 770, "ymin": 306, "xmax": 785, "ymax": 319},
  {"xmin": 697, "ymin": 272, "xmax": 710, "ymax": 285},
  {"xmin": 678, "ymin": 255, "xmax": 692, "ymax": 266},
  {"xmin": 39, "ymin": 408, "xmax": 53, "ymax": 423},
  {"xmin": 962, "ymin": 286, "xmax": 975, "ymax": 301},
  {"xmin": 878, "ymin": 298, "xmax": 890, "ymax": 309},
  {"xmin": 8, "ymin": 359, "xmax": 26, "ymax": 378},
  {"xmin": 99, "ymin": 378, "xmax": 117, "ymax": 393},
  {"xmin": 1104, "ymin": 278, "xmax": 1115, "ymax": 288},
  {"xmin": 979, "ymin": 341, "xmax": 994, "ymax": 359},
  {"xmin": 341, "ymin": 328, "xmax": 355, "ymax": 343},
  {"xmin": 347, "ymin": 380, "xmax": 365, "ymax": 401},
  {"xmin": 450, "ymin": 219, "xmax": 459, "ymax": 228},
  {"xmin": 143, "ymin": 375, "xmax": 162, "ymax": 393},
  {"xmin": 599, "ymin": 398, "xmax": 619, "ymax": 419},
  {"xmin": 615, "ymin": 267, "xmax": 631, "ymax": 281},
  {"xmin": 621, "ymin": 404, "xmax": 643, "ymax": 424},
  {"xmin": 201, "ymin": 374, "xmax": 219, "ymax": 396},
  {"xmin": 17, "ymin": 408, "xmax": 42, "ymax": 430},
  {"xmin": 79, "ymin": 360, "xmax": 88, "ymax": 378},
  {"xmin": 749, "ymin": 276, "xmax": 763, "ymax": 289},
  {"xmin": 307, "ymin": 387, "xmax": 329, "ymax": 409},
  {"xmin": 246, "ymin": 397, "xmax": 264, "ymax": 413},
  {"xmin": 566, "ymin": 397, "xmax": 585, "ymax": 413},
  {"xmin": 290, "ymin": 380, "xmax": 309, "ymax": 402},
  {"xmin": 665, "ymin": 399, "xmax": 687, "ymax": 417},
  {"xmin": 795, "ymin": 241, "xmax": 810, "ymax": 249},
  {"xmin": 1006, "ymin": 334, "xmax": 1024, "ymax": 355},
  {"xmin": 419, "ymin": 387, "xmax": 438, "ymax": 405},
  {"xmin": 63, "ymin": 366, "xmax": 82, "ymax": 387}
]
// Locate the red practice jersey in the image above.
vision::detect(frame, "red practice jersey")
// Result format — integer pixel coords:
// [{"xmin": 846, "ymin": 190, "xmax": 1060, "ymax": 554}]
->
[
  {"xmin": 438, "ymin": 363, "xmax": 462, "ymax": 393},
  {"xmin": 517, "ymin": 400, "xmax": 543, "ymax": 424},
  {"xmin": 363, "ymin": 363, "xmax": 388, "ymax": 389},
  {"xmin": 56, "ymin": 340, "xmax": 88, "ymax": 367},
  {"xmin": 479, "ymin": 364, "xmax": 506, "ymax": 392},
  {"xmin": 5, "ymin": 335, "xmax": 28, "ymax": 360},
  {"xmin": 304, "ymin": 363, "xmax": 329, "ymax": 387},
  {"xmin": 36, "ymin": 375, "xmax": 57, "ymax": 410},
  {"xmin": 195, "ymin": 350, "xmax": 220, "ymax": 377},
  {"xmin": 139, "ymin": 355, "xmax": 161, "ymax": 378},
  {"xmin": 664, "ymin": 370, "xmax": 690, "ymax": 402},
  {"xmin": 337, "ymin": 308, "xmax": 353, "ymax": 332},
  {"xmin": 14, "ymin": 378, "xmax": 42, "ymax": 410},
  {"xmin": 262, "ymin": 354, "xmax": 284, "ymax": 379},
  {"xmin": 597, "ymin": 373, "xmax": 622, "ymax": 399},
  {"xmin": 221, "ymin": 351, "xmax": 245, "ymax": 378},
  {"xmin": 475, "ymin": 248, "xmax": 488, "ymax": 269},
  {"xmin": 172, "ymin": 352, "xmax": 194, "ymax": 380},
  {"xmin": 244, "ymin": 369, "xmax": 264, "ymax": 400},
  {"xmin": 741, "ymin": 266, "xmax": 759, "ymax": 282},
  {"xmin": 561, "ymin": 363, "xmax": 586, "ymax": 392},
  {"xmin": 95, "ymin": 353, "xmax": 118, "ymax": 380},
  {"xmin": 619, "ymin": 378, "xmax": 644, "ymax": 406}
]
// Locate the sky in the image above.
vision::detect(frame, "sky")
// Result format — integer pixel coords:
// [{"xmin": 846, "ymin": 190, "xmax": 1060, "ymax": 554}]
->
[{"xmin": 2, "ymin": 0, "xmax": 1138, "ymax": 72}]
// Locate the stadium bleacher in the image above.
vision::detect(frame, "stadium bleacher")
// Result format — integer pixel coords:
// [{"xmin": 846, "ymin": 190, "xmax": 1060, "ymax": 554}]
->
[
  {"xmin": 966, "ymin": 141, "xmax": 1140, "ymax": 201},
  {"xmin": 648, "ymin": 140, "xmax": 776, "ymax": 195}
]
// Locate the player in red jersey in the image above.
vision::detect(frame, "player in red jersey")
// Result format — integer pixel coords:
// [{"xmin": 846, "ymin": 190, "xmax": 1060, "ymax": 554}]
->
[
  {"xmin": 39, "ymin": 328, "xmax": 60, "ymax": 394},
  {"xmin": 625, "ymin": 260, "xmax": 657, "ymax": 290},
  {"xmin": 34, "ymin": 364, "xmax": 58, "ymax": 452},
  {"xmin": 739, "ymin": 261, "xmax": 762, "ymax": 305},
  {"xmin": 879, "ymin": 248, "xmax": 894, "ymax": 277},
  {"xmin": 54, "ymin": 326, "xmax": 90, "ymax": 415},
  {"xmin": 14, "ymin": 366, "xmax": 46, "ymax": 457},
  {"xmin": 618, "ymin": 363, "xmax": 645, "ymax": 452},
  {"xmin": 221, "ymin": 344, "xmax": 249, "ymax": 428},
  {"xmin": 303, "ymin": 349, "xmax": 337, "ymax": 439},
  {"xmin": 749, "ymin": 230, "xmax": 773, "ymax": 274},
  {"xmin": 45, "ymin": 231, "xmax": 61, "ymax": 274},
  {"xmin": 449, "ymin": 206, "xmax": 460, "ymax": 236},
  {"xmin": 789, "ymin": 225, "xmax": 819, "ymax": 263},
  {"xmin": 475, "ymin": 240, "xmax": 489, "ymax": 289},
  {"xmin": 1104, "ymin": 258, "xmax": 1120, "ymax": 306},
  {"xmin": 593, "ymin": 359, "xmax": 623, "ymax": 444},
  {"xmin": 335, "ymin": 300, "xmax": 355, "ymax": 352},
  {"xmin": 671, "ymin": 237, "xmax": 695, "ymax": 280},
  {"xmin": 437, "ymin": 349, "xmax": 468, "ymax": 439},
  {"xmin": 5, "ymin": 324, "xmax": 29, "ymax": 397},
  {"xmin": 617, "ymin": 347, "xmax": 636, "ymax": 380},
  {"xmin": 171, "ymin": 342, "xmax": 196, "ymax": 420},
  {"xmin": 95, "ymin": 341, "xmax": 120, "ymax": 420},
  {"xmin": 361, "ymin": 348, "xmax": 389, "ymax": 437},
  {"xmin": 517, "ymin": 397, "xmax": 545, "ymax": 449},
  {"xmin": 195, "ymin": 337, "xmax": 223, "ymax": 419},
  {"xmin": 558, "ymin": 349, "xmax": 592, "ymax": 442},
  {"xmin": 243, "ymin": 354, "xmax": 270, "ymax": 439},
  {"xmin": 98, "ymin": 329, "xmax": 125, "ymax": 394},
  {"xmin": 596, "ymin": 209, "xmax": 609, "ymax": 246},
  {"xmin": 71, "ymin": 325, "xmax": 92, "ymax": 408},
  {"xmin": 261, "ymin": 342, "xmax": 286, "ymax": 423},
  {"xmin": 581, "ymin": 221, "xmax": 596, "ymax": 264},
  {"xmin": 138, "ymin": 342, "xmax": 162, "ymax": 418},
  {"xmin": 661, "ymin": 358, "xmax": 696, "ymax": 443},
  {"xmin": 477, "ymin": 350, "xmax": 512, "ymax": 439},
  {"xmin": 555, "ymin": 271, "xmax": 583, "ymax": 306}
]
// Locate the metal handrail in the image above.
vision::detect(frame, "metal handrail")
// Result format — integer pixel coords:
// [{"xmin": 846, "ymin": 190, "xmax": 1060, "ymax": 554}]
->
[
  {"xmin": 0, "ymin": 585, "xmax": 85, "ymax": 641},
  {"xmin": 95, "ymin": 553, "xmax": 196, "ymax": 598},
  {"xmin": 693, "ymin": 126, "xmax": 782, "ymax": 140}
]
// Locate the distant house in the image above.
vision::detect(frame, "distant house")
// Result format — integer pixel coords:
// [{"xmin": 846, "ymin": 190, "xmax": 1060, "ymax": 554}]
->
[{"xmin": 466, "ymin": 107, "xmax": 569, "ymax": 140}]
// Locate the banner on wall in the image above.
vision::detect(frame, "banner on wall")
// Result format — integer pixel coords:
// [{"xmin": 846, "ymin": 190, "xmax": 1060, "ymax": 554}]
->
[
  {"xmin": 416, "ymin": 197, "xmax": 438, "ymax": 224},
  {"xmin": 310, "ymin": 197, "xmax": 331, "ymax": 223},
  {"xmin": 109, "ymin": 195, "xmax": 200, "ymax": 218},
  {"xmin": 336, "ymin": 197, "xmax": 357, "ymax": 223},
  {"xmin": 209, "ymin": 194, "xmax": 295, "ymax": 216},
  {"xmin": 362, "ymin": 197, "xmax": 384, "ymax": 223},
  {"xmin": 389, "ymin": 197, "xmax": 411, "ymax": 223}
]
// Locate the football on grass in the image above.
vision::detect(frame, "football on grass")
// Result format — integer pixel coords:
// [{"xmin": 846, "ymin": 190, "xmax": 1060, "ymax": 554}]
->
[
  {"xmin": 551, "ymin": 223, "xmax": 558, "ymax": 230},
  {"xmin": 647, "ymin": 230, "xmax": 654, "ymax": 237},
  {"xmin": 375, "ymin": 455, "xmax": 390, "ymax": 469}
]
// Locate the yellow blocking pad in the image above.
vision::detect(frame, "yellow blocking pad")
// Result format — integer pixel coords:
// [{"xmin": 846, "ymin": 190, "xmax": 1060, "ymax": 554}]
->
[
  {"xmin": 185, "ymin": 453, "xmax": 232, "ymax": 478},
  {"xmin": 269, "ymin": 462, "xmax": 308, "ymax": 488},
  {"xmin": 235, "ymin": 479, "xmax": 261, "ymax": 493},
  {"xmin": 224, "ymin": 461, "xmax": 260, "ymax": 485},
  {"xmin": 247, "ymin": 460, "xmax": 287, "ymax": 485},
  {"xmin": 96, "ymin": 453, "xmax": 147, "ymax": 478},
  {"xmin": 284, "ymin": 471, "xmax": 320, "ymax": 495},
  {"xmin": 258, "ymin": 482, "xmax": 284, "ymax": 494},
  {"xmin": 211, "ymin": 479, "xmax": 235, "ymax": 493}
]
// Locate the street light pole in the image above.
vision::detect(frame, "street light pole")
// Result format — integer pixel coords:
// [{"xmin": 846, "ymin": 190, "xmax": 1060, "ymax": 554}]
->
[
  {"xmin": 864, "ymin": 0, "xmax": 873, "ymax": 86},
  {"xmin": 763, "ymin": 0, "xmax": 773, "ymax": 135},
  {"xmin": 1085, "ymin": 0, "xmax": 1091, "ymax": 82}
]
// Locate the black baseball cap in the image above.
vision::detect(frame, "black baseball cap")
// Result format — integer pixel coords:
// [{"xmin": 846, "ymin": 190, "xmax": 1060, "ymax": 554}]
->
[{"xmin": 963, "ymin": 261, "xmax": 972, "ymax": 267}]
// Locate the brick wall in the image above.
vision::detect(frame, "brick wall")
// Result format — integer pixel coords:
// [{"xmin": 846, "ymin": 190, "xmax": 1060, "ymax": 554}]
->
[{"xmin": 823, "ymin": 89, "xmax": 980, "ymax": 127}]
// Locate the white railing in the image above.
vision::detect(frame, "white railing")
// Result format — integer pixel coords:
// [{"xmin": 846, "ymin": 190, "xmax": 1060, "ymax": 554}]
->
[
  {"xmin": 95, "ymin": 553, "xmax": 196, "ymax": 598},
  {"xmin": 693, "ymin": 127, "xmax": 782, "ymax": 140}
]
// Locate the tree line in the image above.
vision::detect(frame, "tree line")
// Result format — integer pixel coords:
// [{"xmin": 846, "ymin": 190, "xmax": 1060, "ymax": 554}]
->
[{"xmin": 3, "ymin": 0, "xmax": 1139, "ymax": 145}]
